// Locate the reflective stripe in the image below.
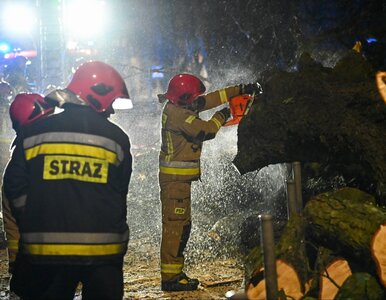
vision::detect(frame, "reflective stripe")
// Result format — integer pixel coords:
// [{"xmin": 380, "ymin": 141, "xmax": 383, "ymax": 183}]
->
[
  {"xmin": 23, "ymin": 132, "xmax": 124, "ymax": 163},
  {"xmin": 219, "ymin": 89, "xmax": 228, "ymax": 103},
  {"xmin": 185, "ymin": 115, "xmax": 196, "ymax": 124},
  {"xmin": 160, "ymin": 166, "xmax": 200, "ymax": 176},
  {"xmin": 23, "ymin": 243, "xmax": 126, "ymax": 256},
  {"xmin": 162, "ymin": 112, "xmax": 168, "ymax": 127},
  {"xmin": 161, "ymin": 263, "xmax": 184, "ymax": 274},
  {"xmin": 160, "ymin": 160, "xmax": 199, "ymax": 168},
  {"xmin": 159, "ymin": 160, "xmax": 200, "ymax": 176},
  {"xmin": 22, "ymin": 231, "xmax": 129, "ymax": 244},
  {"xmin": 211, "ymin": 117, "xmax": 222, "ymax": 129},
  {"xmin": 7, "ymin": 239, "xmax": 19, "ymax": 251},
  {"xmin": 25, "ymin": 143, "xmax": 119, "ymax": 165},
  {"xmin": 12, "ymin": 194, "xmax": 27, "ymax": 208},
  {"xmin": 165, "ymin": 131, "xmax": 173, "ymax": 162}
]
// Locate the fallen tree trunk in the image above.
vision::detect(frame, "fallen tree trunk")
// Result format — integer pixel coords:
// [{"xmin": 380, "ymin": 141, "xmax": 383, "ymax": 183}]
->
[
  {"xmin": 303, "ymin": 188, "xmax": 386, "ymax": 281},
  {"xmin": 335, "ymin": 272, "xmax": 384, "ymax": 300},
  {"xmin": 233, "ymin": 51, "xmax": 386, "ymax": 205},
  {"xmin": 244, "ymin": 188, "xmax": 386, "ymax": 298}
]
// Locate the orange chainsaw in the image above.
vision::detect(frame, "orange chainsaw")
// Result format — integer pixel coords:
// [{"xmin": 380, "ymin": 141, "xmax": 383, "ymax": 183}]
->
[{"xmin": 223, "ymin": 92, "xmax": 256, "ymax": 126}]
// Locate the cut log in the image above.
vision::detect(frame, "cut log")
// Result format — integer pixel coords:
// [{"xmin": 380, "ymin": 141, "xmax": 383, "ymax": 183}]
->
[
  {"xmin": 245, "ymin": 214, "xmax": 310, "ymax": 298},
  {"xmin": 376, "ymin": 71, "xmax": 386, "ymax": 103},
  {"xmin": 319, "ymin": 258, "xmax": 352, "ymax": 300},
  {"xmin": 303, "ymin": 188, "xmax": 386, "ymax": 283},
  {"xmin": 371, "ymin": 224, "xmax": 386, "ymax": 287},
  {"xmin": 246, "ymin": 259, "xmax": 303, "ymax": 300}
]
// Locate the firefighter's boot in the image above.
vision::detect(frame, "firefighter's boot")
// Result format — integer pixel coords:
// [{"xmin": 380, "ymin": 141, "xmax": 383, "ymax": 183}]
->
[{"xmin": 161, "ymin": 272, "xmax": 199, "ymax": 291}]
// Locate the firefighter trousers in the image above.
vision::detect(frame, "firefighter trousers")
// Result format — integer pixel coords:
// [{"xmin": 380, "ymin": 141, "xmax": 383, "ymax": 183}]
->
[
  {"xmin": 11, "ymin": 253, "xmax": 124, "ymax": 300},
  {"xmin": 159, "ymin": 179, "xmax": 192, "ymax": 281}
]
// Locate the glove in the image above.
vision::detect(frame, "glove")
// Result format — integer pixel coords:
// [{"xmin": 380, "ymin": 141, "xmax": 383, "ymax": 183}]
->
[
  {"xmin": 218, "ymin": 107, "xmax": 231, "ymax": 122},
  {"xmin": 240, "ymin": 82, "xmax": 263, "ymax": 95}
]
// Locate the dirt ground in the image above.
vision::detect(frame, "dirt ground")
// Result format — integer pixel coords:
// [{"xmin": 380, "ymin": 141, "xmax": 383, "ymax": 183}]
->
[{"xmin": 0, "ymin": 238, "xmax": 245, "ymax": 300}]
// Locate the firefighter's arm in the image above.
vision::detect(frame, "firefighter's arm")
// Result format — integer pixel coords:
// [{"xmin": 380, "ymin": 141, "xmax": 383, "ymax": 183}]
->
[
  {"xmin": 180, "ymin": 109, "xmax": 229, "ymax": 142},
  {"xmin": 200, "ymin": 85, "xmax": 241, "ymax": 111},
  {"xmin": 116, "ymin": 137, "xmax": 132, "ymax": 197},
  {"xmin": 3, "ymin": 135, "xmax": 29, "ymax": 221},
  {"xmin": 1, "ymin": 186, "xmax": 20, "ymax": 273}
]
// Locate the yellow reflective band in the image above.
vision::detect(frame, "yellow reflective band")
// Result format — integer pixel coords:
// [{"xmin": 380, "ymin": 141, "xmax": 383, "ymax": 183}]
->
[
  {"xmin": 185, "ymin": 115, "xmax": 196, "ymax": 124},
  {"xmin": 160, "ymin": 166, "xmax": 200, "ymax": 176},
  {"xmin": 161, "ymin": 263, "xmax": 184, "ymax": 274},
  {"xmin": 25, "ymin": 143, "xmax": 118, "ymax": 165},
  {"xmin": 211, "ymin": 117, "xmax": 222, "ymax": 129},
  {"xmin": 7, "ymin": 239, "xmax": 19, "ymax": 251},
  {"xmin": 24, "ymin": 243, "xmax": 125, "ymax": 256},
  {"xmin": 165, "ymin": 131, "xmax": 173, "ymax": 162},
  {"xmin": 219, "ymin": 89, "xmax": 228, "ymax": 103},
  {"xmin": 162, "ymin": 112, "xmax": 168, "ymax": 127},
  {"xmin": 174, "ymin": 207, "xmax": 185, "ymax": 215},
  {"xmin": 43, "ymin": 155, "xmax": 108, "ymax": 183}
]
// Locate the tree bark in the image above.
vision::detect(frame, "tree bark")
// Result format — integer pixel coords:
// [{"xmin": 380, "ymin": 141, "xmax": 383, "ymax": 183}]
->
[{"xmin": 304, "ymin": 188, "xmax": 386, "ymax": 283}]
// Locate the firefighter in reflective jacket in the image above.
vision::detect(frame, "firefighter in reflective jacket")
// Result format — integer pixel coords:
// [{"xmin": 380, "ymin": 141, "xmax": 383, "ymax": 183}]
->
[
  {"xmin": 158, "ymin": 73, "xmax": 261, "ymax": 291},
  {"xmin": 3, "ymin": 61, "xmax": 132, "ymax": 300},
  {"xmin": 1, "ymin": 93, "xmax": 54, "ymax": 275}
]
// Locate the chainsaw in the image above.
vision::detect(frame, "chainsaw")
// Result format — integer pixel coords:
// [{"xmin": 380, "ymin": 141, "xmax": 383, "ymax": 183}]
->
[{"xmin": 223, "ymin": 92, "xmax": 256, "ymax": 126}]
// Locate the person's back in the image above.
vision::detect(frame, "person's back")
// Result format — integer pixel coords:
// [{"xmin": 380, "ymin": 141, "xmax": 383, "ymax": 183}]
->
[
  {"xmin": 3, "ymin": 61, "xmax": 132, "ymax": 300},
  {"xmin": 15, "ymin": 104, "xmax": 131, "ymax": 264}
]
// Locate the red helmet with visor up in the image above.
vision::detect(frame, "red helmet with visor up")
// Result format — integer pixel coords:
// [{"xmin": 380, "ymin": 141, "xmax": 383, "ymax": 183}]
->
[
  {"xmin": 165, "ymin": 74, "xmax": 206, "ymax": 106},
  {"xmin": 67, "ymin": 61, "xmax": 130, "ymax": 112},
  {"xmin": 10, "ymin": 93, "xmax": 54, "ymax": 130}
]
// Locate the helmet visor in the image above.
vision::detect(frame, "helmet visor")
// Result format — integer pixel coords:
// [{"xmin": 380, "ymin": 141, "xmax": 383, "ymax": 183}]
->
[{"xmin": 112, "ymin": 97, "xmax": 133, "ymax": 110}]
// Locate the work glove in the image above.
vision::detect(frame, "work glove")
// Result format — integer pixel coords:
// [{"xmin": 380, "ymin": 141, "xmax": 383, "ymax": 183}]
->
[
  {"xmin": 239, "ymin": 82, "xmax": 263, "ymax": 95},
  {"xmin": 218, "ymin": 107, "xmax": 231, "ymax": 122}
]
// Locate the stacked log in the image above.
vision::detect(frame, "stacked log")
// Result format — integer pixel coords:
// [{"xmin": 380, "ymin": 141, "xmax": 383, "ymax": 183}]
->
[{"xmin": 244, "ymin": 187, "xmax": 386, "ymax": 299}]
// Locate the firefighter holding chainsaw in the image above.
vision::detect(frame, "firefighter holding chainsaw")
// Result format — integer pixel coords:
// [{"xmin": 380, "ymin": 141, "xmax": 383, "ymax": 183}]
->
[{"xmin": 157, "ymin": 73, "xmax": 261, "ymax": 291}]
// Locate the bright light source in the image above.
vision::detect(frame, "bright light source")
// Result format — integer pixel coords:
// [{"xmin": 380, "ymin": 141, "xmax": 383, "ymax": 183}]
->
[
  {"xmin": 2, "ymin": 4, "xmax": 36, "ymax": 35},
  {"xmin": 64, "ymin": 0, "xmax": 108, "ymax": 39},
  {"xmin": 0, "ymin": 43, "xmax": 11, "ymax": 53},
  {"xmin": 112, "ymin": 98, "xmax": 133, "ymax": 110}
]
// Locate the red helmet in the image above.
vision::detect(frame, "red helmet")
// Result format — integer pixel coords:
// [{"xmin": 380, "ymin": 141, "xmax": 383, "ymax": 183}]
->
[
  {"xmin": 67, "ymin": 61, "xmax": 130, "ymax": 112},
  {"xmin": 165, "ymin": 74, "xmax": 206, "ymax": 106},
  {"xmin": 10, "ymin": 93, "xmax": 54, "ymax": 130}
]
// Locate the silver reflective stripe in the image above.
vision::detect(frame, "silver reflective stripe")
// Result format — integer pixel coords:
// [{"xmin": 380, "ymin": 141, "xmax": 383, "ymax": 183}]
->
[
  {"xmin": 159, "ymin": 160, "xmax": 199, "ymax": 169},
  {"xmin": 22, "ymin": 230, "xmax": 129, "ymax": 244},
  {"xmin": 23, "ymin": 132, "xmax": 124, "ymax": 163},
  {"xmin": 12, "ymin": 194, "xmax": 27, "ymax": 208}
]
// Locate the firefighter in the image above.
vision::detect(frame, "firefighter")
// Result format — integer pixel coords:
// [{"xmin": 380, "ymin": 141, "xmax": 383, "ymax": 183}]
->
[
  {"xmin": 3, "ymin": 61, "xmax": 132, "ymax": 300},
  {"xmin": 1, "ymin": 93, "xmax": 55, "ymax": 277},
  {"xmin": 157, "ymin": 73, "xmax": 261, "ymax": 291}
]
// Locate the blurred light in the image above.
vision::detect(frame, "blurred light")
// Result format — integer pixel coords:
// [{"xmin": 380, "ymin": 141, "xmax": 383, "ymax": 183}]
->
[
  {"xmin": 367, "ymin": 37, "xmax": 377, "ymax": 43},
  {"xmin": 64, "ymin": 0, "xmax": 108, "ymax": 39},
  {"xmin": 2, "ymin": 4, "xmax": 37, "ymax": 35},
  {"xmin": 4, "ymin": 50, "xmax": 37, "ymax": 59},
  {"xmin": 152, "ymin": 65, "xmax": 164, "ymax": 79},
  {"xmin": 0, "ymin": 43, "xmax": 11, "ymax": 53},
  {"xmin": 112, "ymin": 98, "xmax": 133, "ymax": 110},
  {"xmin": 152, "ymin": 72, "xmax": 164, "ymax": 79}
]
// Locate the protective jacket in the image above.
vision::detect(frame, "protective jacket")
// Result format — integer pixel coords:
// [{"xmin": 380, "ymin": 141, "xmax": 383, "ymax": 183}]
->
[
  {"xmin": 3, "ymin": 104, "xmax": 132, "ymax": 265},
  {"xmin": 159, "ymin": 85, "xmax": 241, "ymax": 182}
]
